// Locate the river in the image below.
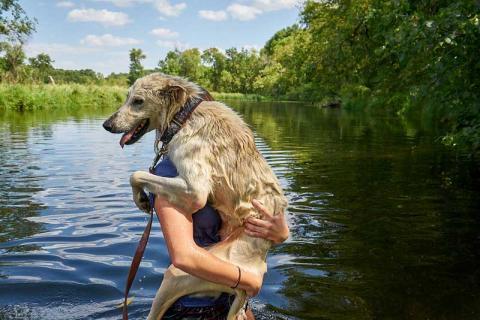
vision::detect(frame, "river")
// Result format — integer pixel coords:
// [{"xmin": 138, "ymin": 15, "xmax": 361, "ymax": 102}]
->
[{"xmin": 1, "ymin": 101, "xmax": 479, "ymax": 319}]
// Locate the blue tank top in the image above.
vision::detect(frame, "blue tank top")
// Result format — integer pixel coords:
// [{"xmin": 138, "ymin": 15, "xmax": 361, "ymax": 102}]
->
[
  {"xmin": 149, "ymin": 157, "xmax": 222, "ymax": 247},
  {"xmin": 149, "ymin": 158, "xmax": 234, "ymax": 311}
]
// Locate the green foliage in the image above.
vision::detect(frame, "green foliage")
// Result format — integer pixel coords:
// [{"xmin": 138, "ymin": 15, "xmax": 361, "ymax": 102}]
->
[
  {"xmin": 0, "ymin": 0, "xmax": 36, "ymax": 44},
  {"xmin": 158, "ymin": 47, "xmax": 265, "ymax": 93},
  {"xmin": 0, "ymin": 83, "xmax": 126, "ymax": 111},
  {"xmin": 295, "ymin": 0, "xmax": 480, "ymax": 154},
  {"xmin": 0, "ymin": 42, "xmax": 25, "ymax": 82},
  {"xmin": 201, "ymin": 48, "xmax": 226, "ymax": 91},
  {"xmin": 49, "ymin": 68, "xmax": 103, "ymax": 85},
  {"xmin": 178, "ymin": 48, "xmax": 203, "ymax": 82},
  {"xmin": 158, "ymin": 49, "xmax": 182, "ymax": 76},
  {"xmin": 211, "ymin": 92, "xmax": 268, "ymax": 102},
  {"xmin": 128, "ymin": 48, "xmax": 146, "ymax": 85},
  {"xmin": 28, "ymin": 53, "xmax": 54, "ymax": 83},
  {"xmin": 223, "ymin": 48, "xmax": 264, "ymax": 93},
  {"xmin": 104, "ymin": 72, "xmax": 129, "ymax": 87}
]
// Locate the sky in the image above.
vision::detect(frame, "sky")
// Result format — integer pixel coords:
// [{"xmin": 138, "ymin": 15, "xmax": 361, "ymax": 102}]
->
[{"xmin": 21, "ymin": 0, "xmax": 301, "ymax": 75}]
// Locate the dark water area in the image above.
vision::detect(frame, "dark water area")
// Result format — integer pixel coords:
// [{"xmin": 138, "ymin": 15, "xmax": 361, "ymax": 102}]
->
[{"xmin": 0, "ymin": 102, "xmax": 479, "ymax": 320}]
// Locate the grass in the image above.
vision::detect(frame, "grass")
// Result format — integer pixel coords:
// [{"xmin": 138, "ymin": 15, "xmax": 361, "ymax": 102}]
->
[
  {"xmin": 211, "ymin": 92, "xmax": 270, "ymax": 102},
  {"xmin": 0, "ymin": 84, "xmax": 127, "ymax": 111},
  {"xmin": 0, "ymin": 84, "xmax": 275, "ymax": 111}
]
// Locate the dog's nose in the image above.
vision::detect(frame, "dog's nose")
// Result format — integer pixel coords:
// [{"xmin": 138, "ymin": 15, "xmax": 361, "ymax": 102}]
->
[{"xmin": 103, "ymin": 119, "xmax": 113, "ymax": 132}]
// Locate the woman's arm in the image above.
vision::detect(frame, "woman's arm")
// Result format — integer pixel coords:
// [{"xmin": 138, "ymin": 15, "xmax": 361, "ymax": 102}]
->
[
  {"xmin": 155, "ymin": 197, "xmax": 262, "ymax": 297},
  {"xmin": 244, "ymin": 199, "xmax": 289, "ymax": 245}
]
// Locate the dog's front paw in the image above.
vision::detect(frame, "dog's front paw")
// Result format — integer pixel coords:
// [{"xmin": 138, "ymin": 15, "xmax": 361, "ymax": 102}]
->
[{"xmin": 132, "ymin": 186, "xmax": 151, "ymax": 213}]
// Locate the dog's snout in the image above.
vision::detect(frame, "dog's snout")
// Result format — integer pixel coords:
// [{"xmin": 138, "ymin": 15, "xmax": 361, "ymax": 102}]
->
[{"xmin": 103, "ymin": 119, "xmax": 113, "ymax": 132}]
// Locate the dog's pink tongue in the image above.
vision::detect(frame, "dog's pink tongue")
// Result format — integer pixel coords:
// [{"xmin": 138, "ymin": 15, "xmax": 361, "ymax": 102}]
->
[{"xmin": 119, "ymin": 128, "xmax": 135, "ymax": 148}]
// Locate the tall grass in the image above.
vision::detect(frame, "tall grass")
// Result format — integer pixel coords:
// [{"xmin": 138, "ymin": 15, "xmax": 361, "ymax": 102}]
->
[
  {"xmin": 0, "ymin": 84, "xmax": 127, "ymax": 111},
  {"xmin": 211, "ymin": 92, "xmax": 269, "ymax": 102},
  {"xmin": 0, "ymin": 84, "xmax": 274, "ymax": 112}
]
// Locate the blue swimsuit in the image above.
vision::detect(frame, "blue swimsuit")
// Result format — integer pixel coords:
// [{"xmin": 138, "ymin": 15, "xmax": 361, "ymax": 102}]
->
[
  {"xmin": 150, "ymin": 158, "xmax": 234, "ymax": 319},
  {"xmin": 150, "ymin": 157, "xmax": 221, "ymax": 247}
]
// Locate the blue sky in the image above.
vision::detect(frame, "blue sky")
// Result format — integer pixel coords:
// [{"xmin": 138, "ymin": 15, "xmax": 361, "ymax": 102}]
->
[{"xmin": 21, "ymin": 0, "xmax": 301, "ymax": 74}]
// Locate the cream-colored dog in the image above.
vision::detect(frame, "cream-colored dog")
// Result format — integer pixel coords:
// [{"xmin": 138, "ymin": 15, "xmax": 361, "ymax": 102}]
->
[{"xmin": 103, "ymin": 73, "xmax": 287, "ymax": 319}]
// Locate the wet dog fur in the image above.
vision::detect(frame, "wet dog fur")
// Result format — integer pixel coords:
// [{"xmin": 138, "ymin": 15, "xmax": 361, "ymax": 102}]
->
[{"xmin": 103, "ymin": 73, "xmax": 287, "ymax": 320}]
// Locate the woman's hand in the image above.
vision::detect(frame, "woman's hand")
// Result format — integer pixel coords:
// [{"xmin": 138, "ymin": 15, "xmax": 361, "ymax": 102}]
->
[{"xmin": 244, "ymin": 199, "xmax": 289, "ymax": 245}]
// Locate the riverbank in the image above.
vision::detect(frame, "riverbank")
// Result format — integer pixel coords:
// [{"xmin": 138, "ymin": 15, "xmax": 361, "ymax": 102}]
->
[
  {"xmin": 0, "ymin": 84, "xmax": 126, "ymax": 111},
  {"xmin": 0, "ymin": 83, "xmax": 477, "ymax": 157},
  {"xmin": 211, "ymin": 92, "xmax": 269, "ymax": 102},
  {"xmin": 0, "ymin": 84, "xmax": 275, "ymax": 111}
]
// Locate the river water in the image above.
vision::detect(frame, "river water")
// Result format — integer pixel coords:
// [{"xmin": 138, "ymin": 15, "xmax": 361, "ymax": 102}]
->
[{"xmin": 0, "ymin": 101, "xmax": 479, "ymax": 320}]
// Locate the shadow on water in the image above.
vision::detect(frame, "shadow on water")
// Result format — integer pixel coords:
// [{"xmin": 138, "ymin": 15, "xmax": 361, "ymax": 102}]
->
[
  {"xmin": 229, "ymin": 101, "xmax": 480, "ymax": 320},
  {"xmin": 0, "ymin": 102, "xmax": 480, "ymax": 319}
]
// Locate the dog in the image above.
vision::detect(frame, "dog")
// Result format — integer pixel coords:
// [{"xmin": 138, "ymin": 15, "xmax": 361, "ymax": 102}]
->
[{"xmin": 103, "ymin": 73, "xmax": 287, "ymax": 319}]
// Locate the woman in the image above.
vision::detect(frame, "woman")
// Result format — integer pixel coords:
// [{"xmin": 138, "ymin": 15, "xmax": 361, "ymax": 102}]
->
[{"xmin": 148, "ymin": 157, "xmax": 289, "ymax": 319}]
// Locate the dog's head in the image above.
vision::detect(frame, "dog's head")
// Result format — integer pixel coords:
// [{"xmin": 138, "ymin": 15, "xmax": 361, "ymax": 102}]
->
[{"xmin": 102, "ymin": 73, "xmax": 192, "ymax": 147}]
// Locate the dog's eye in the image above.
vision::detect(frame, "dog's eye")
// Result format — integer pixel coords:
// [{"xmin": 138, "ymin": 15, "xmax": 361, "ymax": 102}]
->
[{"xmin": 132, "ymin": 97, "xmax": 144, "ymax": 106}]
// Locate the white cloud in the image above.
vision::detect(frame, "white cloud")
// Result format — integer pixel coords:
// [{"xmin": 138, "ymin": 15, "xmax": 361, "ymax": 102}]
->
[
  {"xmin": 242, "ymin": 44, "xmax": 261, "ymax": 51},
  {"xmin": 67, "ymin": 8, "xmax": 131, "ymax": 26},
  {"xmin": 93, "ymin": 0, "xmax": 187, "ymax": 17},
  {"xmin": 156, "ymin": 40, "xmax": 189, "ymax": 50},
  {"xmin": 252, "ymin": 0, "xmax": 299, "ymax": 11},
  {"xmin": 201, "ymin": 0, "xmax": 299, "ymax": 21},
  {"xmin": 198, "ymin": 10, "xmax": 228, "ymax": 22},
  {"xmin": 153, "ymin": 0, "xmax": 187, "ymax": 17},
  {"xmin": 81, "ymin": 34, "xmax": 141, "ymax": 46},
  {"xmin": 227, "ymin": 4, "xmax": 261, "ymax": 21},
  {"xmin": 150, "ymin": 28, "xmax": 178, "ymax": 38},
  {"xmin": 93, "ymin": 0, "xmax": 150, "ymax": 7},
  {"xmin": 57, "ymin": 1, "xmax": 75, "ymax": 8}
]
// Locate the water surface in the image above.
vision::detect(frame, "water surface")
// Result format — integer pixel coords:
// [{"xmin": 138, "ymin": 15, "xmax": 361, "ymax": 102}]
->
[{"xmin": 0, "ymin": 102, "xmax": 479, "ymax": 319}]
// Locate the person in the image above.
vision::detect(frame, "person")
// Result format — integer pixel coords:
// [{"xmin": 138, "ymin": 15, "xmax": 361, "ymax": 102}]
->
[{"xmin": 148, "ymin": 157, "xmax": 289, "ymax": 319}]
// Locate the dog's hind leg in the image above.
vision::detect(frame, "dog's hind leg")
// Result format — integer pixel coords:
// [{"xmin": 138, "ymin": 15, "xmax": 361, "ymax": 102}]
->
[
  {"xmin": 227, "ymin": 290, "xmax": 248, "ymax": 320},
  {"xmin": 147, "ymin": 266, "xmax": 245, "ymax": 320}
]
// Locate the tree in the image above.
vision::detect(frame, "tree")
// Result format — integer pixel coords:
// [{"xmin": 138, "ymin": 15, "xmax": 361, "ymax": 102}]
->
[
  {"xmin": 29, "ymin": 53, "xmax": 53, "ymax": 70},
  {"xmin": 29, "ymin": 53, "xmax": 54, "ymax": 82},
  {"xmin": 128, "ymin": 48, "xmax": 146, "ymax": 85},
  {"xmin": 0, "ymin": 0, "xmax": 36, "ymax": 82},
  {"xmin": 178, "ymin": 48, "xmax": 203, "ymax": 82},
  {"xmin": 298, "ymin": 0, "xmax": 480, "ymax": 151},
  {"xmin": 0, "ymin": 42, "xmax": 25, "ymax": 82},
  {"xmin": 0, "ymin": 0, "xmax": 37, "ymax": 44},
  {"xmin": 202, "ymin": 48, "xmax": 226, "ymax": 91},
  {"xmin": 224, "ymin": 48, "xmax": 264, "ymax": 93},
  {"xmin": 158, "ymin": 49, "xmax": 181, "ymax": 76}
]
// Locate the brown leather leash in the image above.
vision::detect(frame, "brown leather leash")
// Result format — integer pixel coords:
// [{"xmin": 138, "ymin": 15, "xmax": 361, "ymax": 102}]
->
[
  {"xmin": 122, "ymin": 89, "xmax": 214, "ymax": 320},
  {"xmin": 122, "ymin": 208, "xmax": 154, "ymax": 320}
]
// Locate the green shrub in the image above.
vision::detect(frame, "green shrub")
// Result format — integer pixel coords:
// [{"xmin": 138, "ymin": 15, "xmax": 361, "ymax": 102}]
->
[{"xmin": 0, "ymin": 84, "xmax": 127, "ymax": 111}]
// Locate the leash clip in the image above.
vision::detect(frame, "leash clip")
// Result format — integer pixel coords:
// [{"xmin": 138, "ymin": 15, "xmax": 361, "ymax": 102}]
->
[{"xmin": 149, "ymin": 143, "xmax": 168, "ymax": 173}]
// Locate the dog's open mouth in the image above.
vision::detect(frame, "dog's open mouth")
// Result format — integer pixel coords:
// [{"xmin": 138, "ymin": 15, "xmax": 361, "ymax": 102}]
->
[{"xmin": 119, "ymin": 119, "xmax": 149, "ymax": 148}]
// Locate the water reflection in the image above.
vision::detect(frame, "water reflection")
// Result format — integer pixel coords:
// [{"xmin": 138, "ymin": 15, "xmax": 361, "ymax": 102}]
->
[
  {"xmin": 230, "ymin": 101, "xmax": 480, "ymax": 320},
  {"xmin": 0, "ymin": 103, "xmax": 479, "ymax": 319},
  {"xmin": 0, "ymin": 125, "xmax": 45, "ymax": 247}
]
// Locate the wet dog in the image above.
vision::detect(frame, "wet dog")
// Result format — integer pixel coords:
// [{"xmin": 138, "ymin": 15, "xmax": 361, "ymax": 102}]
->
[{"xmin": 103, "ymin": 73, "xmax": 287, "ymax": 319}]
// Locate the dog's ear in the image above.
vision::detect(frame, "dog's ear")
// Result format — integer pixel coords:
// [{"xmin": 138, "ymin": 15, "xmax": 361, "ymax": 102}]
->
[{"xmin": 167, "ymin": 84, "xmax": 186, "ymax": 103}]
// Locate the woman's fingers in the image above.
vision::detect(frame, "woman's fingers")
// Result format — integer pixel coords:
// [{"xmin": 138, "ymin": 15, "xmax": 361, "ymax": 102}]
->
[
  {"xmin": 252, "ymin": 199, "xmax": 273, "ymax": 218},
  {"xmin": 245, "ymin": 222, "xmax": 266, "ymax": 234},
  {"xmin": 244, "ymin": 228, "xmax": 265, "ymax": 239},
  {"xmin": 246, "ymin": 217, "xmax": 270, "ymax": 228}
]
